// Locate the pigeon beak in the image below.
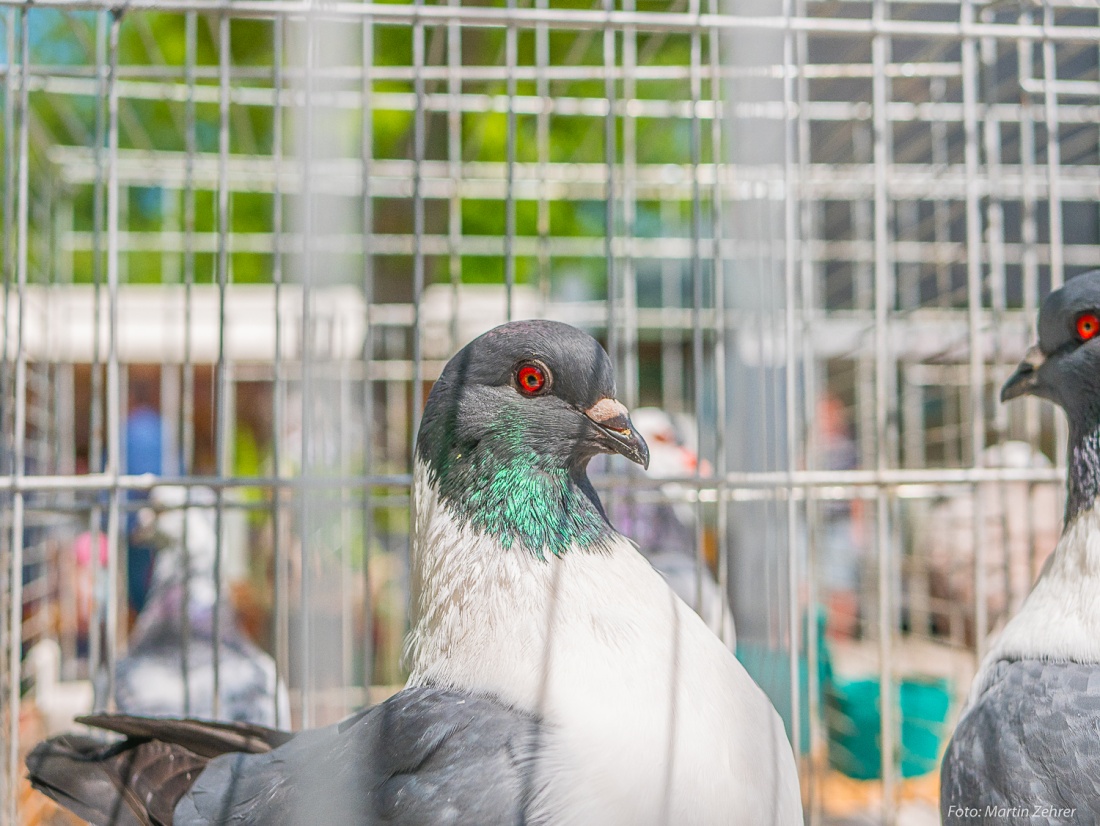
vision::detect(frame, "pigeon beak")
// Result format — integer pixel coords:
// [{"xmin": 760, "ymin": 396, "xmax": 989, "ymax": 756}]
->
[
  {"xmin": 584, "ymin": 398, "xmax": 650, "ymax": 470},
  {"xmin": 1001, "ymin": 345, "xmax": 1046, "ymax": 402}
]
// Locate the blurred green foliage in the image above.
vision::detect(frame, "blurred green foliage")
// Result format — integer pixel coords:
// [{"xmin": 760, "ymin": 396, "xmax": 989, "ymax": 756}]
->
[{"xmin": 4, "ymin": 4, "xmax": 703, "ymax": 293}]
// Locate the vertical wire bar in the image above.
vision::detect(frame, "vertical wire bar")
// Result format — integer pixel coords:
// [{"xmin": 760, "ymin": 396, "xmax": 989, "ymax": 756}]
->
[
  {"xmin": 88, "ymin": 10, "xmax": 108, "ymax": 710},
  {"xmin": 181, "ymin": 8, "xmax": 198, "ymax": 718},
  {"xmin": 760, "ymin": 168, "xmax": 783, "ymax": 654},
  {"xmin": 407, "ymin": 10, "xmax": 426, "ymax": 687},
  {"xmin": 871, "ymin": 0, "xmax": 896, "ymax": 818},
  {"xmin": 598, "ymin": 12, "xmax": 624, "ymax": 525},
  {"xmin": 962, "ymin": 0, "xmax": 989, "ymax": 665},
  {"xmin": 686, "ymin": 0, "xmax": 706, "ymax": 636},
  {"xmin": 981, "ymin": 14, "xmax": 1013, "ymax": 617},
  {"xmin": 339, "ymin": 346, "xmax": 353, "ymax": 707},
  {"xmin": 212, "ymin": 8, "xmax": 233, "ymax": 722},
  {"xmin": 659, "ymin": 197, "xmax": 681, "ymax": 415},
  {"xmin": 1, "ymin": 10, "xmax": 12, "ymax": 414},
  {"xmin": 57, "ymin": 192, "xmax": 78, "ymax": 679},
  {"xmin": 981, "ymin": 24, "xmax": 1006, "ymax": 373},
  {"xmin": 272, "ymin": 10, "xmax": 288, "ymax": 726},
  {"xmin": 1041, "ymin": 4, "xmax": 1067, "ymax": 476},
  {"xmin": 300, "ymin": 4, "xmax": 318, "ymax": 730},
  {"xmin": 851, "ymin": 120, "xmax": 877, "ymax": 483},
  {"xmin": 411, "ymin": 9, "xmax": 425, "ymax": 457},
  {"xmin": 602, "ymin": 0, "xmax": 616, "ymax": 366},
  {"xmin": 780, "ymin": 0, "xmax": 801, "ymax": 775},
  {"xmin": 706, "ymin": 0, "xmax": 731, "ymax": 655},
  {"xmin": 447, "ymin": 0, "xmax": 461, "ymax": 349},
  {"xmin": 679, "ymin": 1, "xmax": 706, "ymax": 791},
  {"xmin": 929, "ymin": 76, "xmax": 951, "ymax": 310},
  {"xmin": 794, "ymin": 1, "xmax": 820, "ymax": 815},
  {"xmin": 104, "ymin": 11, "xmax": 124, "ymax": 714},
  {"xmin": 1042, "ymin": 4, "xmax": 1063, "ymax": 294},
  {"xmin": 407, "ymin": 5, "xmax": 429, "ymax": 692},
  {"xmin": 535, "ymin": 0, "xmax": 550, "ymax": 313},
  {"xmin": 619, "ymin": 0, "xmax": 637, "ymax": 407},
  {"xmin": 0, "ymin": 23, "xmax": 14, "ymax": 791},
  {"xmin": 5, "ymin": 9, "xmax": 28, "ymax": 821},
  {"xmin": 504, "ymin": 2, "xmax": 516, "ymax": 322},
  {"xmin": 58, "ymin": 281, "xmax": 75, "ymax": 655},
  {"xmin": 359, "ymin": 10, "xmax": 375, "ymax": 696},
  {"xmin": 1, "ymin": 5, "xmax": 11, "ymax": 293},
  {"xmin": 1017, "ymin": 13, "xmax": 1043, "ymax": 575}
]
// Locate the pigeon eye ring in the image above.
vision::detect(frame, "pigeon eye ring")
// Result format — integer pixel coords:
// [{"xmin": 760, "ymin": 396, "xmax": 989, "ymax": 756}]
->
[
  {"xmin": 1076, "ymin": 311, "xmax": 1100, "ymax": 341},
  {"xmin": 515, "ymin": 361, "xmax": 551, "ymax": 396}
]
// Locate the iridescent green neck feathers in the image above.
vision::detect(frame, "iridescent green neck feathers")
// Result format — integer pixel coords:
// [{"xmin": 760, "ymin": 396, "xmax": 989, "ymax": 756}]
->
[{"xmin": 418, "ymin": 415, "xmax": 613, "ymax": 560}]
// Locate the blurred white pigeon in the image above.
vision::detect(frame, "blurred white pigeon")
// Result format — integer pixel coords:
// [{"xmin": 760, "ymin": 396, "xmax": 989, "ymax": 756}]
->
[{"xmin": 115, "ymin": 485, "xmax": 289, "ymax": 727}]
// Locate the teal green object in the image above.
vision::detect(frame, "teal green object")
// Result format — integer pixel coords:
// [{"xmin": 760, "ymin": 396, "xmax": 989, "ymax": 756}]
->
[
  {"xmin": 825, "ymin": 676, "xmax": 951, "ymax": 780},
  {"xmin": 736, "ymin": 611, "xmax": 831, "ymax": 754}
]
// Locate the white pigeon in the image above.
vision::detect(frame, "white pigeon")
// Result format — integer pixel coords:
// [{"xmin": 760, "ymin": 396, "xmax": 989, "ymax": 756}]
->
[
  {"xmin": 28, "ymin": 320, "xmax": 801, "ymax": 825},
  {"xmin": 114, "ymin": 485, "xmax": 290, "ymax": 727},
  {"xmin": 941, "ymin": 271, "xmax": 1100, "ymax": 824},
  {"xmin": 590, "ymin": 406, "xmax": 737, "ymax": 648},
  {"xmin": 408, "ymin": 321, "xmax": 796, "ymax": 823}
]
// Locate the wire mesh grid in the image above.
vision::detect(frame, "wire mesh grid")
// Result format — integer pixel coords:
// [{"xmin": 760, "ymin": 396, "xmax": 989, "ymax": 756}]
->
[{"xmin": 1, "ymin": 0, "xmax": 1098, "ymax": 823}]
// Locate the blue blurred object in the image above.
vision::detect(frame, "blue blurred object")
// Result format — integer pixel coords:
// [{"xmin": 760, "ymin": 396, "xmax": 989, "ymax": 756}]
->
[
  {"xmin": 125, "ymin": 405, "xmax": 163, "ymax": 612},
  {"xmin": 126, "ymin": 406, "xmax": 162, "ymax": 476}
]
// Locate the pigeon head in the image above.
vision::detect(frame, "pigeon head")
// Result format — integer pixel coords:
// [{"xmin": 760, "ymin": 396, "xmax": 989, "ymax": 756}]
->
[
  {"xmin": 417, "ymin": 320, "xmax": 650, "ymax": 558},
  {"xmin": 133, "ymin": 485, "xmax": 220, "ymax": 596},
  {"xmin": 1002, "ymin": 271, "xmax": 1100, "ymax": 416},
  {"xmin": 1002, "ymin": 270, "xmax": 1100, "ymax": 523}
]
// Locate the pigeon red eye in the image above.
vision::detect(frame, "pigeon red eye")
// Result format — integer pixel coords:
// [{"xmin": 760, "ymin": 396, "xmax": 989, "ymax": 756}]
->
[
  {"xmin": 515, "ymin": 363, "xmax": 548, "ymax": 396},
  {"xmin": 1077, "ymin": 312, "xmax": 1100, "ymax": 341}
]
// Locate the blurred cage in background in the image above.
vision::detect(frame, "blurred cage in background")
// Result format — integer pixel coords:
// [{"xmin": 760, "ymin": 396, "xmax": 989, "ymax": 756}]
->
[{"xmin": 0, "ymin": 0, "xmax": 1097, "ymax": 823}]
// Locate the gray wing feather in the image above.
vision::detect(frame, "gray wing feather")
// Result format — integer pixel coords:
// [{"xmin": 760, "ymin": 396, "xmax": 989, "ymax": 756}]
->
[
  {"xmin": 174, "ymin": 685, "xmax": 543, "ymax": 825},
  {"xmin": 941, "ymin": 659, "xmax": 1100, "ymax": 825}
]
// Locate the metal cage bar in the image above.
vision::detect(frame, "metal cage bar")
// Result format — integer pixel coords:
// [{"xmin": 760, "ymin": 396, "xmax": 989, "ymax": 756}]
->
[{"xmin": 1, "ymin": 2, "xmax": 1098, "ymax": 823}]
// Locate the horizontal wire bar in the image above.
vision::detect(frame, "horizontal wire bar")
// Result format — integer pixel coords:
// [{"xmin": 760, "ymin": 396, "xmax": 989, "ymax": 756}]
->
[
  {"xmin": 15, "ymin": 73, "xmax": 1100, "ymax": 130},
  {"xmin": 0, "ymin": 472, "xmax": 413, "ymax": 492},
  {"xmin": 48, "ymin": 231, "xmax": 1100, "ymax": 273},
  {"xmin": 0, "ymin": 0, "xmax": 1098, "ymax": 44},
  {"xmin": 0, "ymin": 465, "xmax": 1065, "ymax": 494},
  {"xmin": 0, "ymin": 60, "xmax": 968, "ymax": 83},
  {"xmin": 45, "ymin": 145, "xmax": 1100, "ymax": 184}
]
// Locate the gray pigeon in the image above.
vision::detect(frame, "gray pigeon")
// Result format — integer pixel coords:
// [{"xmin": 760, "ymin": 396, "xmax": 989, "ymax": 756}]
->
[
  {"xmin": 28, "ymin": 320, "xmax": 801, "ymax": 825},
  {"xmin": 941, "ymin": 271, "xmax": 1100, "ymax": 825},
  {"xmin": 115, "ymin": 485, "xmax": 290, "ymax": 727}
]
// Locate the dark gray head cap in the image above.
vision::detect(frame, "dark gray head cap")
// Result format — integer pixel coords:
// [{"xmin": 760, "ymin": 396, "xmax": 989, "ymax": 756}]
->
[
  {"xmin": 435, "ymin": 319, "xmax": 617, "ymax": 409},
  {"xmin": 1037, "ymin": 270, "xmax": 1100, "ymax": 357}
]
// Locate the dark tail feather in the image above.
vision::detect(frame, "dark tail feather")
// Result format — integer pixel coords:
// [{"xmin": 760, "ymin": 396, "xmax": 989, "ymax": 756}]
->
[
  {"xmin": 27, "ymin": 733, "xmax": 209, "ymax": 826},
  {"xmin": 78, "ymin": 713, "xmax": 291, "ymax": 758}
]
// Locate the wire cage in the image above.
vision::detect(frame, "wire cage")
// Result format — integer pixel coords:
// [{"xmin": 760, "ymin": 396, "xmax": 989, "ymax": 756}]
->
[{"xmin": 1, "ymin": 0, "xmax": 1098, "ymax": 823}]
